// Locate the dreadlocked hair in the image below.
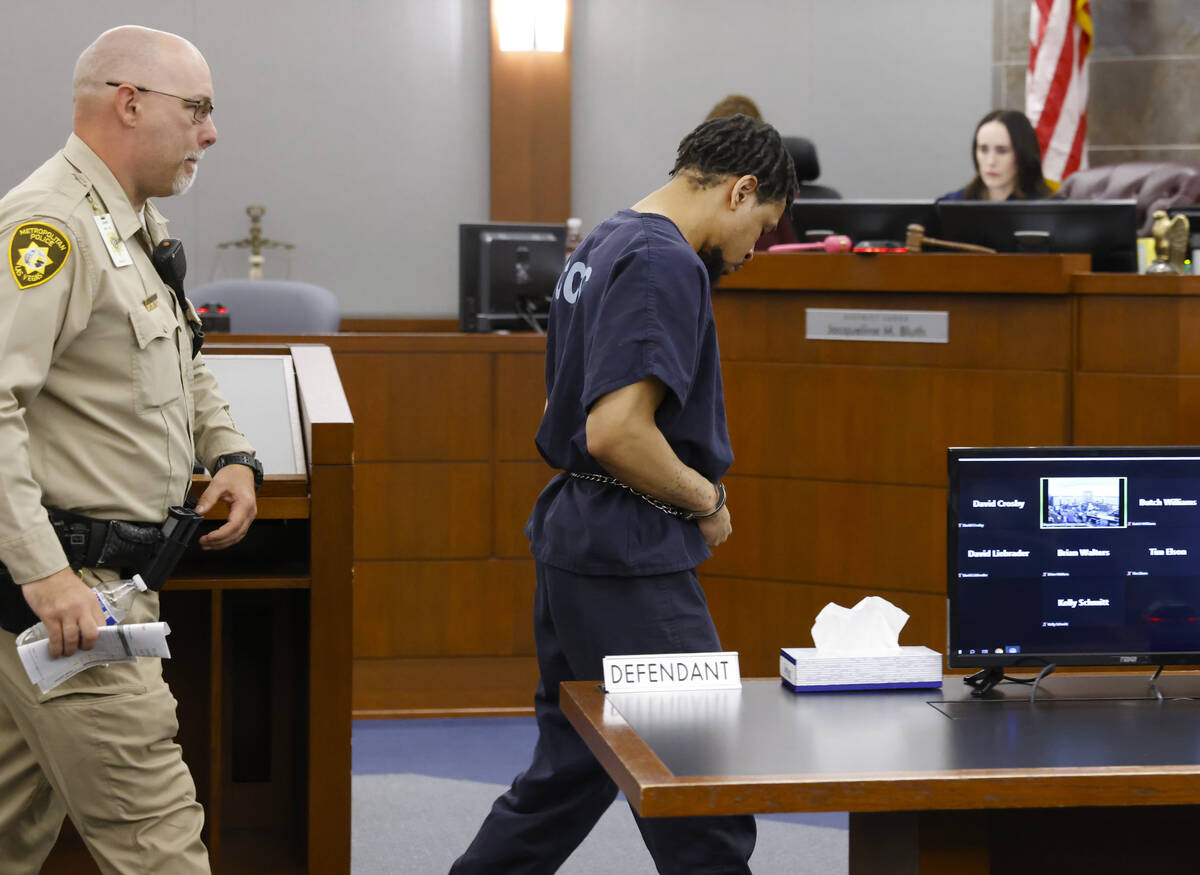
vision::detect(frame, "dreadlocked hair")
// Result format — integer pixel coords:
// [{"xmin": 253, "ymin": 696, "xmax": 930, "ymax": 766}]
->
[{"xmin": 669, "ymin": 114, "xmax": 798, "ymax": 205}]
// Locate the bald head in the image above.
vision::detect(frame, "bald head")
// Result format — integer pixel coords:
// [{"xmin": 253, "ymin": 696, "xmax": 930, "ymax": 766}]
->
[
  {"xmin": 70, "ymin": 25, "xmax": 217, "ymax": 209},
  {"xmin": 73, "ymin": 26, "xmax": 205, "ymax": 106}
]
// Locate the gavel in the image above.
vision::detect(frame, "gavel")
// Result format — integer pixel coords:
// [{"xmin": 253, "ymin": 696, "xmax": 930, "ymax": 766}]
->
[
  {"xmin": 767, "ymin": 235, "xmax": 852, "ymax": 254},
  {"xmin": 905, "ymin": 224, "xmax": 996, "ymax": 254}
]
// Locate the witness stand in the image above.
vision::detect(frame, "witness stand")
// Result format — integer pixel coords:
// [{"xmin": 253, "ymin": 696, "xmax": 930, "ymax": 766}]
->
[{"xmin": 41, "ymin": 343, "xmax": 353, "ymax": 874}]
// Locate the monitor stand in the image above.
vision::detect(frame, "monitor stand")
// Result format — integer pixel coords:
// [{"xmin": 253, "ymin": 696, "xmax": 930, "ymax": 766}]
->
[
  {"xmin": 958, "ymin": 667, "xmax": 1200, "ymax": 703},
  {"xmin": 963, "ymin": 664, "xmax": 1056, "ymax": 699},
  {"xmin": 963, "ymin": 666, "xmax": 1007, "ymax": 697}
]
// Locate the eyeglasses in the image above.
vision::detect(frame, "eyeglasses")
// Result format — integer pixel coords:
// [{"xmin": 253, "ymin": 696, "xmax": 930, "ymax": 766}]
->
[{"xmin": 105, "ymin": 81, "xmax": 214, "ymax": 123}]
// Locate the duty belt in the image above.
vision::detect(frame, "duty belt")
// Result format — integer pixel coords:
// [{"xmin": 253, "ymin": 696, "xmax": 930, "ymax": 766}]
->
[
  {"xmin": 45, "ymin": 505, "xmax": 204, "ymax": 592},
  {"xmin": 0, "ymin": 505, "xmax": 204, "ymax": 634},
  {"xmin": 48, "ymin": 506, "xmax": 162, "ymax": 573}
]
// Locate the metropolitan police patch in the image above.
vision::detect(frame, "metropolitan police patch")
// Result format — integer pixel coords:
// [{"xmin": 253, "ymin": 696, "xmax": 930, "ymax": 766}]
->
[{"xmin": 8, "ymin": 222, "xmax": 70, "ymax": 290}]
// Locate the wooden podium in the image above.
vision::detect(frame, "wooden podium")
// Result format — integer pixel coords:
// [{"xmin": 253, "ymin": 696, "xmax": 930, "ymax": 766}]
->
[{"xmin": 43, "ymin": 343, "xmax": 354, "ymax": 874}]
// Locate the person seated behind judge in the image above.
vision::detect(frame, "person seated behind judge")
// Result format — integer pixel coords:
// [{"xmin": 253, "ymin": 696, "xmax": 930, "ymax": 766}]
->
[
  {"xmin": 705, "ymin": 93, "xmax": 761, "ymax": 121},
  {"xmin": 941, "ymin": 109, "xmax": 1053, "ymax": 202}
]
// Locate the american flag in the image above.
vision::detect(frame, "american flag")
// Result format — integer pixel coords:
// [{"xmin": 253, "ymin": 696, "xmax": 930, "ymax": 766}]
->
[{"xmin": 1025, "ymin": 0, "xmax": 1093, "ymax": 184}]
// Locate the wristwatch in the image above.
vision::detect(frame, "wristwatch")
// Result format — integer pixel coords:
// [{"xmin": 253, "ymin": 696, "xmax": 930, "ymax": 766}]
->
[{"xmin": 212, "ymin": 452, "xmax": 264, "ymax": 490}]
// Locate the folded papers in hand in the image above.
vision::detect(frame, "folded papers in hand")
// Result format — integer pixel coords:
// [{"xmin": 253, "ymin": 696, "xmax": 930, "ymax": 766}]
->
[
  {"xmin": 780, "ymin": 596, "xmax": 941, "ymax": 692},
  {"xmin": 18, "ymin": 622, "xmax": 172, "ymax": 694}
]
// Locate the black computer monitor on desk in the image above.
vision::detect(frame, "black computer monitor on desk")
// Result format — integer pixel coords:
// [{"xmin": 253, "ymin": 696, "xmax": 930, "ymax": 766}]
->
[
  {"xmin": 790, "ymin": 199, "xmax": 938, "ymax": 249},
  {"xmin": 937, "ymin": 200, "xmax": 1138, "ymax": 272},
  {"xmin": 1167, "ymin": 206, "xmax": 1200, "ymax": 223},
  {"xmin": 459, "ymin": 223, "xmax": 566, "ymax": 333},
  {"xmin": 947, "ymin": 446, "xmax": 1200, "ymax": 692}
]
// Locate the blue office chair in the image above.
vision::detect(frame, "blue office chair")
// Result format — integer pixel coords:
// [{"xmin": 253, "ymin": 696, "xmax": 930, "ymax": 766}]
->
[{"xmin": 191, "ymin": 279, "xmax": 341, "ymax": 334}]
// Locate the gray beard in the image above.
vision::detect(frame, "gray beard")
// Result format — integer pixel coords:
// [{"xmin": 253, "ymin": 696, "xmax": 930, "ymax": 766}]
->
[{"xmin": 172, "ymin": 165, "xmax": 197, "ymax": 196}]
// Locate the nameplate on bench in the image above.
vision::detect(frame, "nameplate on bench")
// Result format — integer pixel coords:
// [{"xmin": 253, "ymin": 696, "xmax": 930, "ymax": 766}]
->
[
  {"xmin": 603, "ymin": 651, "xmax": 741, "ymax": 693},
  {"xmin": 805, "ymin": 308, "xmax": 949, "ymax": 343}
]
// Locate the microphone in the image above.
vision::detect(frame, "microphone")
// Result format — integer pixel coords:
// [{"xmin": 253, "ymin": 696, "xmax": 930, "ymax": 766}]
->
[{"xmin": 766, "ymin": 235, "xmax": 852, "ymax": 254}]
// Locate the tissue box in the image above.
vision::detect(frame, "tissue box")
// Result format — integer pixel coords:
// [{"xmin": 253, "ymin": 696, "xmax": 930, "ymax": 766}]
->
[{"xmin": 779, "ymin": 646, "xmax": 942, "ymax": 692}]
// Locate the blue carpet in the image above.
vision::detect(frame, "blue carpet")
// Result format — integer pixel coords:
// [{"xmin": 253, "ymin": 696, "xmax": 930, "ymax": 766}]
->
[
  {"xmin": 354, "ymin": 717, "xmax": 538, "ymax": 783},
  {"xmin": 352, "ymin": 717, "xmax": 847, "ymax": 831}
]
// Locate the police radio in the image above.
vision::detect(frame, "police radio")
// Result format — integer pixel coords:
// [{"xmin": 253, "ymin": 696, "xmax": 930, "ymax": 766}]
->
[{"xmin": 151, "ymin": 238, "xmax": 205, "ymax": 357}]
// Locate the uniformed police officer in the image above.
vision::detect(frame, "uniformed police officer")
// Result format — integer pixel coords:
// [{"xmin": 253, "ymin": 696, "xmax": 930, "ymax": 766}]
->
[
  {"xmin": 452, "ymin": 115, "xmax": 797, "ymax": 873},
  {"xmin": 0, "ymin": 26, "xmax": 258, "ymax": 873}
]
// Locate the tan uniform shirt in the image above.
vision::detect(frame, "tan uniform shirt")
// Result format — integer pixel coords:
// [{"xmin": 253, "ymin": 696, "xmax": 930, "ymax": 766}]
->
[{"xmin": 0, "ymin": 134, "xmax": 253, "ymax": 584}]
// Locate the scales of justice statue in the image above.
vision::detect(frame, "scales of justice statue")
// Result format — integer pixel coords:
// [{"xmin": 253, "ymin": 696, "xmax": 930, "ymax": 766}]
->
[{"xmin": 216, "ymin": 205, "xmax": 294, "ymax": 279}]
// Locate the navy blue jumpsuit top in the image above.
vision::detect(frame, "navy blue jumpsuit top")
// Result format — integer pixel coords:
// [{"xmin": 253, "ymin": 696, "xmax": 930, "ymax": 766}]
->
[{"xmin": 525, "ymin": 210, "xmax": 733, "ymax": 577}]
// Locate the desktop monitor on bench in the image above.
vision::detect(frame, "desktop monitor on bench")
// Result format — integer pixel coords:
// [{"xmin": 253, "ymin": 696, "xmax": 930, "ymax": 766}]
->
[
  {"xmin": 790, "ymin": 199, "xmax": 938, "ymax": 249},
  {"xmin": 947, "ymin": 446, "xmax": 1200, "ymax": 690},
  {"xmin": 459, "ymin": 223, "xmax": 566, "ymax": 333},
  {"xmin": 936, "ymin": 199, "xmax": 1138, "ymax": 272}
]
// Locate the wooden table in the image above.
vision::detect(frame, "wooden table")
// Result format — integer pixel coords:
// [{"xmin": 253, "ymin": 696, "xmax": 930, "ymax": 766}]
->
[{"xmin": 561, "ymin": 674, "xmax": 1200, "ymax": 874}]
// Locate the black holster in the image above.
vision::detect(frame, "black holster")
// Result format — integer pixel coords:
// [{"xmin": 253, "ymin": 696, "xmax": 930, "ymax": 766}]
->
[
  {"xmin": 0, "ymin": 506, "xmax": 204, "ymax": 634},
  {"xmin": 0, "ymin": 569, "xmax": 34, "ymax": 634}
]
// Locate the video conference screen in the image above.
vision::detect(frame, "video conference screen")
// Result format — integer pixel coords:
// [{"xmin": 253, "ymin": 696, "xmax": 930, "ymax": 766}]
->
[{"xmin": 947, "ymin": 448, "xmax": 1200, "ymax": 667}]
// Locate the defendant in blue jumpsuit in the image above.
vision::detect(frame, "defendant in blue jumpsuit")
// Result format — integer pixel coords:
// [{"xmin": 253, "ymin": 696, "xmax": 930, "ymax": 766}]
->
[{"xmin": 451, "ymin": 114, "xmax": 798, "ymax": 874}]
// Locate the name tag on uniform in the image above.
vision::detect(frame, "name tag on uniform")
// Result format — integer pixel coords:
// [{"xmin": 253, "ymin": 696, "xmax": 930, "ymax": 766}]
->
[
  {"xmin": 92, "ymin": 213, "xmax": 132, "ymax": 268},
  {"xmin": 603, "ymin": 651, "xmax": 741, "ymax": 693}
]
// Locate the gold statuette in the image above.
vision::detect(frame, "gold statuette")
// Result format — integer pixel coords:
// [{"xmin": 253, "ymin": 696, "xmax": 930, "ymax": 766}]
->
[{"xmin": 1146, "ymin": 210, "xmax": 1190, "ymax": 275}]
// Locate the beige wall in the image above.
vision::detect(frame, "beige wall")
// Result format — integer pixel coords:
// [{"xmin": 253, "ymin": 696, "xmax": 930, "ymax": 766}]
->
[
  {"xmin": 572, "ymin": 0, "xmax": 994, "ymax": 230},
  {"xmin": 0, "ymin": 2, "xmax": 491, "ymax": 318},
  {"xmin": 993, "ymin": 0, "xmax": 1200, "ymax": 168}
]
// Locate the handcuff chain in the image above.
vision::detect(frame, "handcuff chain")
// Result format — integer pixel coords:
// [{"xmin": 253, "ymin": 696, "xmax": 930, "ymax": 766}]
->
[{"xmin": 568, "ymin": 472, "xmax": 693, "ymax": 519}]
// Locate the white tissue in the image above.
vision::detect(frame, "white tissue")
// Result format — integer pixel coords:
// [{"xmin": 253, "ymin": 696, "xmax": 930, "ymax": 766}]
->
[{"xmin": 810, "ymin": 596, "xmax": 909, "ymax": 655}]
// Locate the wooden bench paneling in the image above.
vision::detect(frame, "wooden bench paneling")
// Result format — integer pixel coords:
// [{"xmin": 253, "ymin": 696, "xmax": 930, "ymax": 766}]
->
[
  {"xmin": 724, "ymin": 364, "xmax": 1069, "ymax": 484},
  {"xmin": 717, "ymin": 252, "xmax": 1086, "ymax": 294},
  {"xmin": 1078, "ymin": 296, "xmax": 1200, "ymax": 375},
  {"xmin": 354, "ymin": 559, "xmax": 535, "ymax": 659},
  {"xmin": 706, "ymin": 477, "xmax": 946, "ymax": 594},
  {"xmin": 355, "ymin": 462, "xmax": 492, "ymax": 559},
  {"xmin": 715, "ymin": 291, "xmax": 1071, "ymax": 370},
  {"xmin": 1074, "ymin": 374, "xmax": 1200, "ymax": 445},
  {"xmin": 495, "ymin": 461, "xmax": 556, "ymax": 557},
  {"xmin": 335, "ymin": 352, "xmax": 492, "ymax": 461},
  {"xmin": 496, "ymin": 353, "xmax": 548, "ymax": 460}
]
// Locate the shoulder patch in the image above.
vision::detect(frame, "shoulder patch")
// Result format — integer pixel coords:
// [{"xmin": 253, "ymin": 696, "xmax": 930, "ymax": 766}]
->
[{"xmin": 8, "ymin": 221, "xmax": 70, "ymax": 290}]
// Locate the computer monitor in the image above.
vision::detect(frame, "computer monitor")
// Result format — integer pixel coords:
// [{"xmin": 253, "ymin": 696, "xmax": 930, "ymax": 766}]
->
[
  {"xmin": 459, "ymin": 223, "xmax": 566, "ymax": 332},
  {"xmin": 790, "ymin": 199, "xmax": 938, "ymax": 248},
  {"xmin": 947, "ymin": 446, "xmax": 1200, "ymax": 676},
  {"xmin": 936, "ymin": 200, "xmax": 1138, "ymax": 272}
]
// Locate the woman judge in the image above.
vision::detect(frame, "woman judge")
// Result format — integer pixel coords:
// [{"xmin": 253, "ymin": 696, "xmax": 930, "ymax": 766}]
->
[{"xmin": 941, "ymin": 109, "xmax": 1052, "ymax": 201}]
